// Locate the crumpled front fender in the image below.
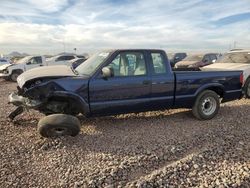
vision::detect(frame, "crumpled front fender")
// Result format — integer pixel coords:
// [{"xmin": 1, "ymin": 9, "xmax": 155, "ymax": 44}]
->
[{"xmin": 8, "ymin": 92, "xmax": 42, "ymax": 108}]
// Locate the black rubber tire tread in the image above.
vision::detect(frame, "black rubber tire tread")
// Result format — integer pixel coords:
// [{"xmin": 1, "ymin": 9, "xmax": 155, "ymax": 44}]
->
[
  {"xmin": 192, "ymin": 90, "xmax": 220, "ymax": 120},
  {"xmin": 38, "ymin": 114, "xmax": 80, "ymax": 138},
  {"xmin": 244, "ymin": 77, "xmax": 250, "ymax": 98},
  {"xmin": 10, "ymin": 70, "xmax": 23, "ymax": 82}
]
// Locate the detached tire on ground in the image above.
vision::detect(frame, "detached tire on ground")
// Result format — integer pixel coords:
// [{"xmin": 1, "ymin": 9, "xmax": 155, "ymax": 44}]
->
[
  {"xmin": 38, "ymin": 114, "xmax": 81, "ymax": 138},
  {"xmin": 192, "ymin": 90, "xmax": 220, "ymax": 120}
]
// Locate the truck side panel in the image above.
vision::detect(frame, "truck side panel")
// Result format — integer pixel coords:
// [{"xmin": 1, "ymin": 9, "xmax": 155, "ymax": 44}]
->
[{"xmin": 174, "ymin": 71, "xmax": 242, "ymax": 108}]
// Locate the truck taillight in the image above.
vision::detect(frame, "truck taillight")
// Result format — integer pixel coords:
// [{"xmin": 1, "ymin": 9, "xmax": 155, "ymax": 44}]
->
[{"xmin": 240, "ymin": 73, "xmax": 244, "ymax": 86}]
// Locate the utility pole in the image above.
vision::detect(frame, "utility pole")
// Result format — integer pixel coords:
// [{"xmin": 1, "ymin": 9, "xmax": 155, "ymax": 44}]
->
[
  {"xmin": 62, "ymin": 38, "xmax": 66, "ymax": 53},
  {"xmin": 74, "ymin": 48, "xmax": 77, "ymax": 54},
  {"xmin": 233, "ymin": 41, "xmax": 237, "ymax": 48}
]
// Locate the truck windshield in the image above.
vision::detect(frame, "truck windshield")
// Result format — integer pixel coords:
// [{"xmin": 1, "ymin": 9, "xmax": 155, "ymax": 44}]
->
[
  {"xmin": 15, "ymin": 56, "xmax": 31, "ymax": 64},
  {"xmin": 75, "ymin": 52, "xmax": 110, "ymax": 76},
  {"xmin": 217, "ymin": 52, "xmax": 250, "ymax": 64}
]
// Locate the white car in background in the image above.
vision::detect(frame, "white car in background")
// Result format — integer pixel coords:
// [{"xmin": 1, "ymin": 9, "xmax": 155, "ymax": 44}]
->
[
  {"xmin": 201, "ymin": 50, "xmax": 250, "ymax": 98},
  {"xmin": 46, "ymin": 54, "xmax": 86, "ymax": 66},
  {"xmin": 0, "ymin": 58, "xmax": 10, "ymax": 65},
  {"xmin": 0, "ymin": 56, "xmax": 46, "ymax": 81}
]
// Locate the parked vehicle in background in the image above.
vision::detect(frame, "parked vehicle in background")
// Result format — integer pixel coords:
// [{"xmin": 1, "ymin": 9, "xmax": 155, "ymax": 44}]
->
[
  {"xmin": 0, "ymin": 56, "xmax": 45, "ymax": 81},
  {"xmin": 8, "ymin": 49, "xmax": 243, "ymax": 138},
  {"xmin": 0, "ymin": 58, "xmax": 11, "ymax": 65},
  {"xmin": 169, "ymin": 53, "xmax": 187, "ymax": 67},
  {"xmin": 175, "ymin": 53, "xmax": 219, "ymax": 69},
  {"xmin": 201, "ymin": 50, "xmax": 250, "ymax": 98},
  {"xmin": 0, "ymin": 54, "xmax": 88, "ymax": 82},
  {"xmin": 69, "ymin": 58, "xmax": 87, "ymax": 69},
  {"xmin": 46, "ymin": 54, "xmax": 86, "ymax": 66}
]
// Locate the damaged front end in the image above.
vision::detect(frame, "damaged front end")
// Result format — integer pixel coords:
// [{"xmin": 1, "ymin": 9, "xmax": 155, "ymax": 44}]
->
[{"xmin": 8, "ymin": 92, "xmax": 43, "ymax": 120}]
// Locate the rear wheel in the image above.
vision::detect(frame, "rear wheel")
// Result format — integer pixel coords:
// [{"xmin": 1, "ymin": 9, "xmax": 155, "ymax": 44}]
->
[
  {"xmin": 192, "ymin": 90, "xmax": 220, "ymax": 120},
  {"xmin": 38, "ymin": 114, "xmax": 80, "ymax": 138},
  {"xmin": 244, "ymin": 78, "xmax": 250, "ymax": 98}
]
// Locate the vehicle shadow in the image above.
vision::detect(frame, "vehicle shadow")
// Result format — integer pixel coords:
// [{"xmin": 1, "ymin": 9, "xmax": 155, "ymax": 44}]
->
[{"xmin": 58, "ymin": 103, "xmax": 250, "ymax": 154}]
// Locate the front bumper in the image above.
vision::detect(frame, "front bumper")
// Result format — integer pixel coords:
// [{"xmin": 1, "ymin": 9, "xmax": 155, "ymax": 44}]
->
[
  {"xmin": 8, "ymin": 92, "xmax": 42, "ymax": 119},
  {"xmin": 0, "ymin": 73, "xmax": 10, "ymax": 78}
]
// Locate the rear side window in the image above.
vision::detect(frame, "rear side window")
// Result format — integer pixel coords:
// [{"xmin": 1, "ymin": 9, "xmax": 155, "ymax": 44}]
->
[
  {"xmin": 151, "ymin": 53, "xmax": 166, "ymax": 74},
  {"xmin": 56, "ymin": 56, "xmax": 75, "ymax": 61},
  {"xmin": 64, "ymin": 56, "xmax": 75, "ymax": 60},
  {"xmin": 203, "ymin": 55, "xmax": 211, "ymax": 63},
  {"xmin": 210, "ymin": 54, "xmax": 217, "ymax": 61},
  {"xmin": 30, "ymin": 57, "xmax": 42, "ymax": 64}
]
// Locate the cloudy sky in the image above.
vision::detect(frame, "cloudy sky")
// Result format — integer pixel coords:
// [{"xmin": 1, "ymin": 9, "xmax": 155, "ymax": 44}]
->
[{"xmin": 0, "ymin": 0, "xmax": 249, "ymax": 55}]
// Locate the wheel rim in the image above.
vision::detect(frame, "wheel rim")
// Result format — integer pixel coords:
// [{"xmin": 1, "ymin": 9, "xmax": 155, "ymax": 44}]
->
[
  {"xmin": 50, "ymin": 127, "xmax": 70, "ymax": 137},
  {"xmin": 201, "ymin": 97, "xmax": 217, "ymax": 116}
]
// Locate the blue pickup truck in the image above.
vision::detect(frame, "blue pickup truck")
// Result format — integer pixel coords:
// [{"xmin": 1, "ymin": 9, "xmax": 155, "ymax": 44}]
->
[{"xmin": 9, "ymin": 49, "xmax": 243, "ymax": 137}]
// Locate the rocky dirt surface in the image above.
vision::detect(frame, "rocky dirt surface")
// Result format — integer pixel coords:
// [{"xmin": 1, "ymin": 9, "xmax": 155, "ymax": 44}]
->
[{"xmin": 0, "ymin": 79, "xmax": 249, "ymax": 187}]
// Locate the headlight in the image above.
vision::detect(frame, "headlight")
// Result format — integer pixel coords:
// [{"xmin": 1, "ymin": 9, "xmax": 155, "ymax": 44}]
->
[
  {"xmin": 17, "ymin": 76, "xmax": 25, "ymax": 88},
  {"xmin": 3, "ymin": 69, "xmax": 8, "ymax": 74},
  {"xmin": 0, "ymin": 69, "xmax": 9, "ymax": 74}
]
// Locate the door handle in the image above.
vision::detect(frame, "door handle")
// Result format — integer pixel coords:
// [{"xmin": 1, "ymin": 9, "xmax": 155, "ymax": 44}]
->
[{"xmin": 142, "ymin": 80, "xmax": 151, "ymax": 85}]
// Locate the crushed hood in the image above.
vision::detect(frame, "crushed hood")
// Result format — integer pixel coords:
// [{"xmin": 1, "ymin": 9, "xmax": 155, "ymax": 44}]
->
[
  {"xmin": 0, "ymin": 63, "xmax": 12, "ymax": 70},
  {"xmin": 17, "ymin": 65, "xmax": 77, "ymax": 88},
  {"xmin": 201, "ymin": 63, "xmax": 250, "ymax": 71}
]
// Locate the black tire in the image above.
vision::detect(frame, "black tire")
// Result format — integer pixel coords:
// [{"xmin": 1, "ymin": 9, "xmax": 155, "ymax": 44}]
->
[
  {"xmin": 3, "ymin": 76, "xmax": 10, "ymax": 81},
  {"xmin": 38, "ymin": 114, "xmax": 80, "ymax": 138},
  {"xmin": 10, "ymin": 71, "xmax": 22, "ymax": 82},
  {"xmin": 244, "ymin": 78, "xmax": 250, "ymax": 98},
  {"xmin": 192, "ymin": 90, "xmax": 220, "ymax": 120}
]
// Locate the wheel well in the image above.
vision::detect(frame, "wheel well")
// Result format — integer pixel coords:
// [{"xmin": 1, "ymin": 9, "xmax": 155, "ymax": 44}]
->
[
  {"xmin": 205, "ymin": 87, "xmax": 224, "ymax": 98},
  {"xmin": 12, "ymin": 69, "xmax": 23, "ymax": 74},
  {"xmin": 244, "ymin": 76, "xmax": 250, "ymax": 85},
  {"xmin": 45, "ymin": 96, "xmax": 81, "ymax": 114}
]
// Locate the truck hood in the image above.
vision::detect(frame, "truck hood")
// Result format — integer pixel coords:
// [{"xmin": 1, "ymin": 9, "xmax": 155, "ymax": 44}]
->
[
  {"xmin": 201, "ymin": 63, "xmax": 250, "ymax": 71},
  {"xmin": 0, "ymin": 63, "xmax": 12, "ymax": 70},
  {"xmin": 17, "ymin": 65, "xmax": 77, "ymax": 88},
  {"xmin": 175, "ymin": 60, "xmax": 198, "ymax": 67}
]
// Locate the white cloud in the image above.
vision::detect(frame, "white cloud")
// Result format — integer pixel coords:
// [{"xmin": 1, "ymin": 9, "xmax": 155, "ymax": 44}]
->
[
  {"xmin": 0, "ymin": 0, "xmax": 249, "ymax": 54},
  {"xmin": 25, "ymin": 0, "xmax": 69, "ymax": 13}
]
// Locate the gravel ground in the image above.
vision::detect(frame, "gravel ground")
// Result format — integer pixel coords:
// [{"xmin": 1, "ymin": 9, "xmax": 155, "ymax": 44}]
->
[{"xmin": 0, "ymin": 79, "xmax": 250, "ymax": 187}]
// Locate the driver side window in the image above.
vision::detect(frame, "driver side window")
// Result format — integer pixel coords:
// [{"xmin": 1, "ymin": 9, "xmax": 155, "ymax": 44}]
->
[{"xmin": 108, "ymin": 52, "xmax": 146, "ymax": 77}]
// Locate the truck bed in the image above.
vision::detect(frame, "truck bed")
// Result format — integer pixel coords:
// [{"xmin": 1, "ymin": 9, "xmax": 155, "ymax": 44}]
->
[{"xmin": 173, "ymin": 70, "xmax": 243, "ymax": 108}]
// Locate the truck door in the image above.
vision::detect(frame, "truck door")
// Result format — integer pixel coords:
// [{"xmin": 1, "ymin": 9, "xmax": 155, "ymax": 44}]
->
[
  {"xmin": 89, "ymin": 51, "xmax": 152, "ymax": 115},
  {"xmin": 149, "ymin": 51, "xmax": 175, "ymax": 109},
  {"xmin": 25, "ymin": 56, "xmax": 43, "ymax": 71}
]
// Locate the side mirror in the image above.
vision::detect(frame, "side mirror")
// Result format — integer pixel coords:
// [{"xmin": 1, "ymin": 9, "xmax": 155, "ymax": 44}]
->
[
  {"xmin": 26, "ymin": 61, "xmax": 31, "ymax": 65},
  {"xmin": 102, "ymin": 67, "xmax": 112, "ymax": 78}
]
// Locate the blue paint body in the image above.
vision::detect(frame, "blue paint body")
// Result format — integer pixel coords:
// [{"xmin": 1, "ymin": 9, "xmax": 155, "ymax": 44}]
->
[{"xmin": 26, "ymin": 49, "xmax": 243, "ymax": 117}]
